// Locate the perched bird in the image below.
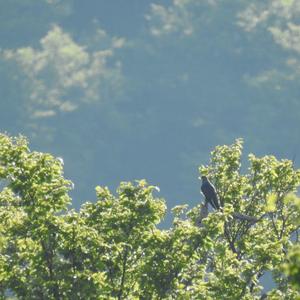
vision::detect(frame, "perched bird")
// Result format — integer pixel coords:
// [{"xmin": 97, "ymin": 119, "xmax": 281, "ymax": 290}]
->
[{"xmin": 200, "ymin": 176, "xmax": 220, "ymax": 210}]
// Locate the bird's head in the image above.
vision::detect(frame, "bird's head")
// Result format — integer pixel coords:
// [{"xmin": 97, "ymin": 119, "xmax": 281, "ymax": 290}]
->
[{"xmin": 201, "ymin": 175, "xmax": 208, "ymax": 181}]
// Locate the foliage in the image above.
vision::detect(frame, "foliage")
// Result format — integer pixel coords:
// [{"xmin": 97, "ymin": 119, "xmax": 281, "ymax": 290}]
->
[
  {"xmin": 0, "ymin": 134, "xmax": 299, "ymax": 299},
  {"xmin": 282, "ymin": 195, "xmax": 300, "ymax": 292}
]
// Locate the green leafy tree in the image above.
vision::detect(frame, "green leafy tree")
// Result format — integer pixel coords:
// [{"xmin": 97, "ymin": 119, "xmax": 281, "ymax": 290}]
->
[
  {"xmin": 282, "ymin": 195, "xmax": 300, "ymax": 293},
  {"xmin": 0, "ymin": 134, "xmax": 299, "ymax": 299}
]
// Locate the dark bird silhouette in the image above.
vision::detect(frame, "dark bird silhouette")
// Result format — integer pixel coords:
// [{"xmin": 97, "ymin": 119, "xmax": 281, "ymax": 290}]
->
[{"xmin": 201, "ymin": 176, "xmax": 220, "ymax": 210}]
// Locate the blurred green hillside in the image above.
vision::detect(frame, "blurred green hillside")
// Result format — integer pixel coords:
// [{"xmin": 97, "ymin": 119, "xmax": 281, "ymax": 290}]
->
[{"xmin": 1, "ymin": 0, "xmax": 300, "ymax": 219}]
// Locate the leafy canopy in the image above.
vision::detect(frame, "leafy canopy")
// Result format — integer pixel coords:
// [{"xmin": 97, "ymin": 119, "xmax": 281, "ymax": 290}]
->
[{"xmin": 0, "ymin": 134, "xmax": 299, "ymax": 299}]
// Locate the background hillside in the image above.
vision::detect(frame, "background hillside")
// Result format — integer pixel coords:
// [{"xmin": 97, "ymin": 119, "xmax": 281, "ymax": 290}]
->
[{"xmin": 1, "ymin": 0, "xmax": 300, "ymax": 222}]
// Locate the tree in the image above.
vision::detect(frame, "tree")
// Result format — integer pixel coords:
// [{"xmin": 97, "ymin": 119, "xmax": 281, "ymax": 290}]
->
[
  {"xmin": 282, "ymin": 195, "xmax": 300, "ymax": 293},
  {"xmin": 0, "ymin": 134, "xmax": 299, "ymax": 299}
]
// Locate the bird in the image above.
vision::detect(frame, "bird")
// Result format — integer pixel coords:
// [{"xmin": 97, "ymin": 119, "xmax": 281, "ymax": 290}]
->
[{"xmin": 200, "ymin": 176, "xmax": 220, "ymax": 210}]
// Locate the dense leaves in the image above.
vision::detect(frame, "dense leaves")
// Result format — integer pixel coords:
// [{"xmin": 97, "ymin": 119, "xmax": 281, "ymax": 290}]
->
[{"xmin": 0, "ymin": 134, "xmax": 299, "ymax": 299}]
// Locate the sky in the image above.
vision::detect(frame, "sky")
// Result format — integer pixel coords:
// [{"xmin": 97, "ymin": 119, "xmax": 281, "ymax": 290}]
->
[{"xmin": 1, "ymin": 0, "xmax": 300, "ymax": 222}]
